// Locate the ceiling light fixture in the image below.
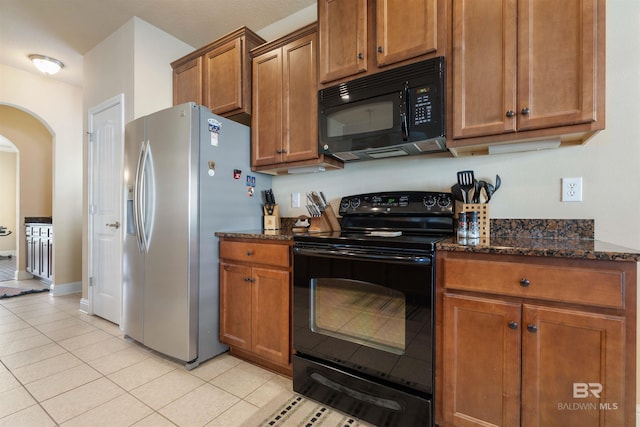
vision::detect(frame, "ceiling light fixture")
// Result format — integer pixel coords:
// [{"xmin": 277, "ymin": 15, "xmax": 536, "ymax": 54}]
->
[{"xmin": 28, "ymin": 54, "xmax": 64, "ymax": 75}]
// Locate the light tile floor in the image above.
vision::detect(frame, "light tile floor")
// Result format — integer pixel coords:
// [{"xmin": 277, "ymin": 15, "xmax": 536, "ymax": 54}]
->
[{"xmin": 0, "ymin": 288, "xmax": 294, "ymax": 426}]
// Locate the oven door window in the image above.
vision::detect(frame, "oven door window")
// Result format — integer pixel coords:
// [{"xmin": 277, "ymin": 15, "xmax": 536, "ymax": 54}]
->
[{"xmin": 311, "ymin": 278, "xmax": 405, "ymax": 355}]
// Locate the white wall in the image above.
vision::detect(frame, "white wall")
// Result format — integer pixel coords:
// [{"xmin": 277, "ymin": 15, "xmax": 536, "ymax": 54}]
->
[
  {"xmin": 133, "ymin": 18, "xmax": 195, "ymax": 118},
  {"xmin": 0, "ymin": 64, "xmax": 83, "ymax": 286},
  {"xmin": 81, "ymin": 17, "xmax": 194, "ymax": 300},
  {"xmin": 272, "ymin": 1, "xmax": 640, "ymax": 252}
]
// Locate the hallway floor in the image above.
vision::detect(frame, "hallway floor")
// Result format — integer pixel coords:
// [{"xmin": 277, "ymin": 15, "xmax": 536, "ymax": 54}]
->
[{"xmin": 0, "ymin": 290, "xmax": 294, "ymax": 426}]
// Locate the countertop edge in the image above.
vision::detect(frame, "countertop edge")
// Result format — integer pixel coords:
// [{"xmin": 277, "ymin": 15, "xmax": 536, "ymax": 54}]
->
[{"xmin": 436, "ymin": 238, "xmax": 640, "ymax": 262}]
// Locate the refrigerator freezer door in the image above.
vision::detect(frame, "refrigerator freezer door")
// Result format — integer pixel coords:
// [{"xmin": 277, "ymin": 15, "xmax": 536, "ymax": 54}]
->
[
  {"xmin": 122, "ymin": 116, "xmax": 146, "ymax": 343},
  {"xmin": 142, "ymin": 104, "xmax": 199, "ymax": 362}
]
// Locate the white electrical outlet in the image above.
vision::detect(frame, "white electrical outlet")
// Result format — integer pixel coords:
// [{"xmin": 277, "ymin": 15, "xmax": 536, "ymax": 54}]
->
[
  {"xmin": 562, "ymin": 177, "xmax": 583, "ymax": 202},
  {"xmin": 291, "ymin": 192, "xmax": 301, "ymax": 208}
]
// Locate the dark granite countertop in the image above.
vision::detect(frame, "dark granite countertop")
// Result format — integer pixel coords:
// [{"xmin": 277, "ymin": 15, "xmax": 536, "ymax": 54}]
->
[
  {"xmin": 215, "ymin": 229, "xmax": 294, "ymax": 242},
  {"xmin": 216, "ymin": 218, "xmax": 640, "ymax": 262},
  {"xmin": 436, "ymin": 237, "xmax": 640, "ymax": 262},
  {"xmin": 25, "ymin": 217, "xmax": 52, "ymax": 224},
  {"xmin": 437, "ymin": 218, "xmax": 640, "ymax": 262}
]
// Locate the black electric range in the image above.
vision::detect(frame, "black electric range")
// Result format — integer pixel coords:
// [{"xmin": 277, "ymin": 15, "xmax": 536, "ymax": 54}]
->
[{"xmin": 292, "ymin": 191, "xmax": 454, "ymax": 427}]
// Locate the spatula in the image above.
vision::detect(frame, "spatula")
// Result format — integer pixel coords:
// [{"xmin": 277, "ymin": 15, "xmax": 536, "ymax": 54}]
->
[{"xmin": 457, "ymin": 170, "xmax": 475, "ymax": 204}]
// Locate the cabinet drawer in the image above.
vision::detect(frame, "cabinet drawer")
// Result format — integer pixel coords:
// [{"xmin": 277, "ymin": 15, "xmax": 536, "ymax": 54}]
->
[
  {"xmin": 442, "ymin": 257, "xmax": 625, "ymax": 309},
  {"xmin": 220, "ymin": 240, "xmax": 290, "ymax": 268}
]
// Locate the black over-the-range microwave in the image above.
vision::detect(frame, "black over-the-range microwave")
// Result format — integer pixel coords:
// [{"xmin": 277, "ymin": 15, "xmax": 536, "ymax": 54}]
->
[{"xmin": 318, "ymin": 56, "xmax": 446, "ymax": 162}]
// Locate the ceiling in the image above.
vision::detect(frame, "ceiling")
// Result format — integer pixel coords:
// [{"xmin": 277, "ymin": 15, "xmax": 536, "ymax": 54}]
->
[{"xmin": 0, "ymin": 0, "xmax": 316, "ymax": 87}]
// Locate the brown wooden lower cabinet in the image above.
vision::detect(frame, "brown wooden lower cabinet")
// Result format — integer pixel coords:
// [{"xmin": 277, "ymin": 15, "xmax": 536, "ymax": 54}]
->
[
  {"xmin": 218, "ymin": 238, "xmax": 292, "ymax": 375},
  {"xmin": 436, "ymin": 251, "xmax": 636, "ymax": 427}
]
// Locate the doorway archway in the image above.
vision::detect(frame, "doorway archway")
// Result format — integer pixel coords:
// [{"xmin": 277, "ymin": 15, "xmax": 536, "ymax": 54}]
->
[{"xmin": 0, "ymin": 105, "xmax": 53, "ymax": 281}]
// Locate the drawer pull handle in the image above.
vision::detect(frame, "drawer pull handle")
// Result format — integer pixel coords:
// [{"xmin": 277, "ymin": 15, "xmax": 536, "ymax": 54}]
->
[
  {"xmin": 527, "ymin": 324, "xmax": 538, "ymax": 333},
  {"xmin": 520, "ymin": 278, "xmax": 530, "ymax": 287},
  {"xmin": 508, "ymin": 321, "xmax": 518, "ymax": 330},
  {"xmin": 246, "ymin": 251, "xmax": 254, "ymax": 256}
]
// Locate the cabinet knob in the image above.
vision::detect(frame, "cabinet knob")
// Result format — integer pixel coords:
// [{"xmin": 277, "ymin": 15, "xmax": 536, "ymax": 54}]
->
[
  {"xmin": 276, "ymin": 149, "xmax": 282, "ymax": 154},
  {"xmin": 519, "ymin": 278, "xmax": 530, "ymax": 287},
  {"xmin": 527, "ymin": 324, "xmax": 538, "ymax": 333},
  {"xmin": 244, "ymin": 277, "xmax": 251, "ymax": 282},
  {"xmin": 246, "ymin": 251, "xmax": 253, "ymax": 256},
  {"xmin": 357, "ymin": 52, "xmax": 364, "ymax": 60},
  {"xmin": 506, "ymin": 110, "xmax": 515, "ymax": 118},
  {"xmin": 377, "ymin": 46, "xmax": 383, "ymax": 53},
  {"xmin": 521, "ymin": 107, "xmax": 531, "ymax": 115},
  {"xmin": 508, "ymin": 321, "xmax": 518, "ymax": 330}
]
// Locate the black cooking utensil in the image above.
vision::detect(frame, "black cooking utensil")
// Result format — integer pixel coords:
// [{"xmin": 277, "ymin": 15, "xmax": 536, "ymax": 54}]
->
[
  {"xmin": 457, "ymin": 170, "xmax": 475, "ymax": 204},
  {"xmin": 472, "ymin": 180, "xmax": 481, "ymax": 203},
  {"xmin": 450, "ymin": 184, "xmax": 464, "ymax": 202}
]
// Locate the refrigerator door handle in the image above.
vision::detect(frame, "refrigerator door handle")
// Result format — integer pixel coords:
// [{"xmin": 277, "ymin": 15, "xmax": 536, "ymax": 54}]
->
[
  {"xmin": 133, "ymin": 140, "xmax": 145, "ymax": 252},
  {"xmin": 139, "ymin": 140, "xmax": 155, "ymax": 253}
]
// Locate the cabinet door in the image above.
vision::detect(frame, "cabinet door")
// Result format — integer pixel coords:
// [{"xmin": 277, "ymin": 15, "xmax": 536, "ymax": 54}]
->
[
  {"xmin": 203, "ymin": 39, "xmax": 244, "ymax": 115},
  {"xmin": 376, "ymin": 0, "xmax": 438, "ymax": 67},
  {"xmin": 33, "ymin": 233, "xmax": 41, "ymax": 277},
  {"xmin": 251, "ymin": 49, "xmax": 283, "ymax": 166},
  {"xmin": 173, "ymin": 56, "xmax": 202, "ymax": 106},
  {"xmin": 452, "ymin": 0, "xmax": 517, "ymax": 139},
  {"xmin": 521, "ymin": 305, "xmax": 625, "ymax": 427},
  {"xmin": 282, "ymin": 33, "xmax": 319, "ymax": 163},
  {"xmin": 25, "ymin": 232, "xmax": 33, "ymax": 274},
  {"xmin": 318, "ymin": 0, "xmax": 367, "ymax": 83},
  {"xmin": 251, "ymin": 267, "xmax": 290, "ymax": 365},
  {"xmin": 443, "ymin": 293, "xmax": 521, "ymax": 427},
  {"xmin": 517, "ymin": 0, "xmax": 598, "ymax": 131},
  {"xmin": 219, "ymin": 262, "xmax": 252, "ymax": 351},
  {"xmin": 46, "ymin": 236, "xmax": 53, "ymax": 280}
]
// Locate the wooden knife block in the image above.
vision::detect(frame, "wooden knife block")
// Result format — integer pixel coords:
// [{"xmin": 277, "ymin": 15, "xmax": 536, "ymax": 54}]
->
[
  {"xmin": 263, "ymin": 205, "xmax": 280, "ymax": 230},
  {"xmin": 309, "ymin": 203, "xmax": 341, "ymax": 232}
]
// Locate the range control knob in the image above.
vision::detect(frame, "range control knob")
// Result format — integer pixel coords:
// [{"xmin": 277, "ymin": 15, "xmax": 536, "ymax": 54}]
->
[
  {"xmin": 340, "ymin": 199, "xmax": 351, "ymax": 211},
  {"xmin": 423, "ymin": 195, "xmax": 437, "ymax": 208},
  {"xmin": 350, "ymin": 198, "xmax": 361, "ymax": 209},
  {"xmin": 437, "ymin": 195, "xmax": 452, "ymax": 208}
]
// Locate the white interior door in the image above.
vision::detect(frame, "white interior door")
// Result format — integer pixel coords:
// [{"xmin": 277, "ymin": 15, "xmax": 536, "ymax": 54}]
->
[{"xmin": 88, "ymin": 94, "xmax": 124, "ymax": 324}]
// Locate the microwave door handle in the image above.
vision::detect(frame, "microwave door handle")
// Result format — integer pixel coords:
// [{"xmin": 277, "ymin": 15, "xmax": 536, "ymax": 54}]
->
[
  {"xmin": 401, "ymin": 112, "xmax": 408, "ymax": 141},
  {"xmin": 401, "ymin": 84, "xmax": 410, "ymax": 141}
]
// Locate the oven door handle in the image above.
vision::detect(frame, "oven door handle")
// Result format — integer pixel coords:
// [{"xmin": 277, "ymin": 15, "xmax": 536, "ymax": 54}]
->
[{"xmin": 293, "ymin": 246, "xmax": 432, "ymax": 265}]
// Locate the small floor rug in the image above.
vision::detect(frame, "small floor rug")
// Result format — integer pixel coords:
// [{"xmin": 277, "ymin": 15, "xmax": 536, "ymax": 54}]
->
[
  {"xmin": 242, "ymin": 392, "xmax": 375, "ymax": 427},
  {"xmin": 0, "ymin": 286, "xmax": 49, "ymax": 299}
]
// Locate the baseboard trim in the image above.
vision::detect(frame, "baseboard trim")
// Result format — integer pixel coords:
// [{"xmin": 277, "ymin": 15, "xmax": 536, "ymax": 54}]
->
[
  {"xmin": 15, "ymin": 270, "xmax": 33, "ymax": 280},
  {"xmin": 79, "ymin": 298, "xmax": 90, "ymax": 314},
  {"xmin": 49, "ymin": 281, "xmax": 81, "ymax": 296}
]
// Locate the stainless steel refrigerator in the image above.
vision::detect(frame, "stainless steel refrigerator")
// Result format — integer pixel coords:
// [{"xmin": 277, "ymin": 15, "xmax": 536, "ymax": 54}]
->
[{"xmin": 122, "ymin": 102, "xmax": 270, "ymax": 369}]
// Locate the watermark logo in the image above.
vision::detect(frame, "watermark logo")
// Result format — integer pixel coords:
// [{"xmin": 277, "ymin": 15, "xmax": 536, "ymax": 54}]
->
[
  {"xmin": 573, "ymin": 382, "xmax": 602, "ymax": 399},
  {"xmin": 557, "ymin": 383, "xmax": 618, "ymax": 411}
]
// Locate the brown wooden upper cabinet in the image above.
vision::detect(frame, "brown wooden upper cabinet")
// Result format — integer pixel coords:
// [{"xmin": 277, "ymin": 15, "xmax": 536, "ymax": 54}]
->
[
  {"xmin": 318, "ymin": 0, "xmax": 444, "ymax": 85},
  {"xmin": 171, "ymin": 27, "xmax": 265, "ymax": 125},
  {"xmin": 450, "ymin": 0, "xmax": 605, "ymax": 152},
  {"xmin": 251, "ymin": 24, "xmax": 343, "ymax": 175}
]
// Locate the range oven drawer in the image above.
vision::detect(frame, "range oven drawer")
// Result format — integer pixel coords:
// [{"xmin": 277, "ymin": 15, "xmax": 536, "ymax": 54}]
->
[{"xmin": 293, "ymin": 354, "xmax": 432, "ymax": 427}]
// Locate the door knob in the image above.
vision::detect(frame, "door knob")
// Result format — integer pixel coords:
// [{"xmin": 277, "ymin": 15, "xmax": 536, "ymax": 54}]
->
[{"xmin": 106, "ymin": 221, "xmax": 120, "ymax": 229}]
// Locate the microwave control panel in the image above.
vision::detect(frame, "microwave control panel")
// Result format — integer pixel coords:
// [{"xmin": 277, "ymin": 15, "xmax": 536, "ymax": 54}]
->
[{"xmin": 412, "ymin": 86, "xmax": 434, "ymax": 125}]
